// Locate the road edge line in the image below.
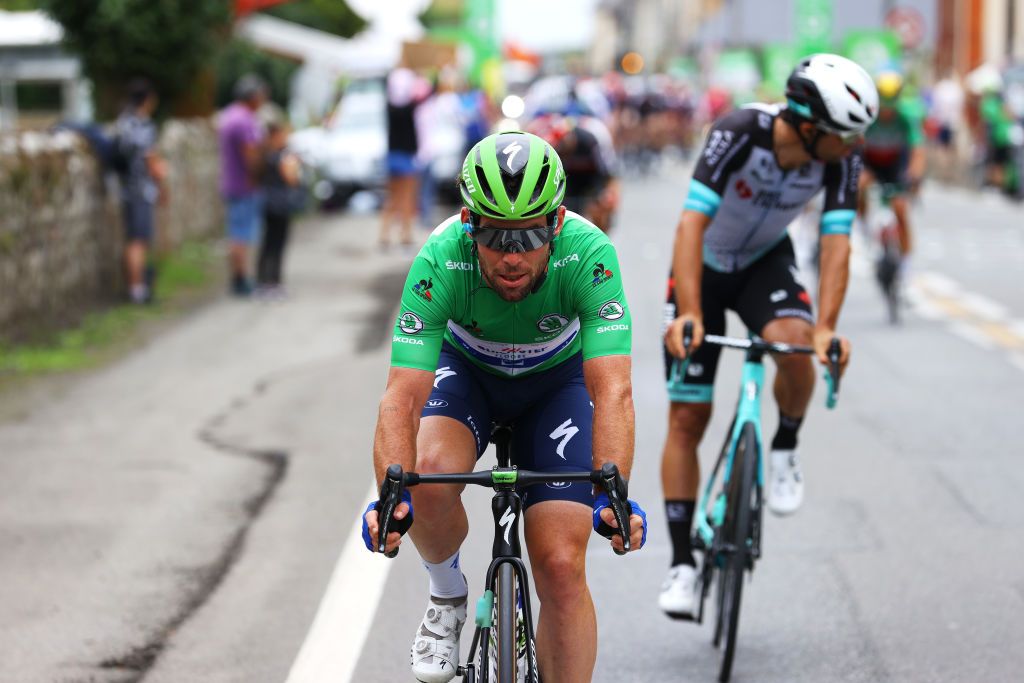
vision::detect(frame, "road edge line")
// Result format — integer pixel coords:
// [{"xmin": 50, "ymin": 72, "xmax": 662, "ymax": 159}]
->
[{"xmin": 285, "ymin": 482, "xmax": 390, "ymax": 683}]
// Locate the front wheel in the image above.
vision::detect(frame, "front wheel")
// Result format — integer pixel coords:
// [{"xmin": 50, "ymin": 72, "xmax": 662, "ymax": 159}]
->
[
  {"xmin": 715, "ymin": 422, "xmax": 758, "ymax": 682},
  {"xmin": 477, "ymin": 563, "xmax": 525, "ymax": 683}
]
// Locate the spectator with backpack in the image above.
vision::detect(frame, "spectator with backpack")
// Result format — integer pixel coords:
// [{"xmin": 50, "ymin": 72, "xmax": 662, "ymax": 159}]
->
[{"xmin": 113, "ymin": 79, "xmax": 167, "ymax": 304}]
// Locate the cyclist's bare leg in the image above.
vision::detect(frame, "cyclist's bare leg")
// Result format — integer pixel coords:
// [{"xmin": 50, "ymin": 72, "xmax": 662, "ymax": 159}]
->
[
  {"xmin": 661, "ymin": 401, "xmax": 712, "ymax": 500},
  {"xmin": 524, "ymin": 501, "xmax": 594, "ymax": 683},
  {"xmin": 761, "ymin": 318, "xmax": 815, "ymax": 418},
  {"xmin": 890, "ymin": 193, "xmax": 912, "ymax": 256},
  {"xmin": 407, "ymin": 415, "xmax": 477, "ymax": 563}
]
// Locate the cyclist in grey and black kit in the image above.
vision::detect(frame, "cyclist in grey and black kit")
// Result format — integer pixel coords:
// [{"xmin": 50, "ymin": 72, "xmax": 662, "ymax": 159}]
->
[{"xmin": 658, "ymin": 55, "xmax": 879, "ymax": 619}]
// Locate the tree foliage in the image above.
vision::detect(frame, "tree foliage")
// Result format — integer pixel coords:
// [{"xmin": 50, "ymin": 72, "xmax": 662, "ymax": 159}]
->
[
  {"xmin": 263, "ymin": 0, "xmax": 366, "ymax": 38},
  {"xmin": 0, "ymin": 0, "xmax": 45, "ymax": 10},
  {"xmin": 40, "ymin": 0, "xmax": 232, "ymax": 117}
]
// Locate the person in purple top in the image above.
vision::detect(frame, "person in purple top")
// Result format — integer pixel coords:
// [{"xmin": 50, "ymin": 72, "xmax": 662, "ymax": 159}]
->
[{"xmin": 218, "ymin": 74, "xmax": 268, "ymax": 296}]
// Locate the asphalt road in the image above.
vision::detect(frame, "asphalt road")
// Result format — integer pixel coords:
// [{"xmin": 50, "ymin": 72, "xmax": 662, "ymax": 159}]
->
[{"xmin": 1, "ymin": 160, "xmax": 1022, "ymax": 683}]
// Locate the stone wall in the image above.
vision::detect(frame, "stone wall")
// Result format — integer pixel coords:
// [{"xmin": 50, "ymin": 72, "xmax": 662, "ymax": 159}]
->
[{"xmin": 0, "ymin": 119, "xmax": 222, "ymax": 343}]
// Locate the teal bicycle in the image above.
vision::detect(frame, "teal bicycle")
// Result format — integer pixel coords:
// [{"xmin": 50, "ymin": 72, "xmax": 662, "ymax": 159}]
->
[{"xmin": 674, "ymin": 323, "xmax": 841, "ymax": 682}]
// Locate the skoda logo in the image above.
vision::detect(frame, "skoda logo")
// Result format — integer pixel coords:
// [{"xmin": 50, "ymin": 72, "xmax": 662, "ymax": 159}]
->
[
  {"xmin": 426, "ymin": 399, "xmax": 449, "ymax": 408},
  {"xmin": 537, "ymin": 314, "xmax": 569, "ymax": 333},
  {"xmin": 598, "ymin": 300, "xmax": 624, "ymax": 321},
  {"xmin": 399, "ymin": 312, "xmax": 424, "ymax": 335}
]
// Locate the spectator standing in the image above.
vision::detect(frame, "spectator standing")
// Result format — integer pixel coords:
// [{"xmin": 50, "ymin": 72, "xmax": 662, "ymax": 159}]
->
[
  {"xmin": 114, "ymin": 79, "xmax": 166, "ymax": 305},
  {"xmin": 380, "ymin": 65, "xmax": 428, "ymax": 250},
  {"xmin": 218, "ymin": 74, "xmax": 268, "ymax": 296},
  {"xmin": 414, "ymin": 69, "xmax": 463, "ymax": 228},
  {"xmin": 930, "ymin": 72, "xmax": 965, "ymax": 181},
  {"xmin": 257, "ymin": 119, "xmax": 302, "ymax": 296}
]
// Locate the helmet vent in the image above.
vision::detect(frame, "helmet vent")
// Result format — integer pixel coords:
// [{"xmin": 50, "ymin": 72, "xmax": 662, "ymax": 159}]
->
[
  {"xmin": 503, "ymin": 173, "xmax": 525, "ymax": 204},
  {"xmin": 530, "ymin": 164, "xmax": 551, "ymax": 204},
  {"xmin": 845, "ymin": 84, "xmax": 862, "ymax": 104},
  {"xmin": 480, "ymin": 166, "xmax": 496, "ymax": 204}
]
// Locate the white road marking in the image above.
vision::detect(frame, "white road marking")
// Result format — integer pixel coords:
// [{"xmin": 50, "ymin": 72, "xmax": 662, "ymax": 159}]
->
[
  {"xmin": 285, "ymin": 482, "xmax": 392, "ymax": 683},
  {"xmin": 948, "ymin": 322, "xmax": 997, "ymax": 350},
  {"xmin": 958, "ymin": 293, "xmax": 1010, "ymax": 322}
]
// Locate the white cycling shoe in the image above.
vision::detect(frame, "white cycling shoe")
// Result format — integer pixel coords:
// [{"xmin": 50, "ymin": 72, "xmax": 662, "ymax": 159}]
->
[
  {"xmin": 411, "ymin": 595, "xmax": 467, "ymax": 683},
  {"xmin": 658, "ymin": 564, "xmax": 698, "ymax": 620},
  {"xmin": 769, "ymin": 449, "xmax": 804, "ymax": 515}
]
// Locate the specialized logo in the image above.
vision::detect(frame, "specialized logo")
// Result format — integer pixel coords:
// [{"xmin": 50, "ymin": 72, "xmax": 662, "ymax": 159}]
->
[
  {"xmin": 591, "ymin": 262, "xmax": 614, "ymax": 287},
  {"xmin": 499, "ymin": 506, "xmax": 516, "ymax": 545},
  {"xmin": 598, "ymin": 300, "xmax": 624, "ymax": 321},
  {"xmin": 769, "ymin": 289, "xmax": 787, "ymax": 304},
  {"xmin": 425, "ymin": 399, "xmax": 449, "ymax": 408},
  {"xmin": 434, "ymin": 366, "xmax": 457, "ymax": 388},
  {"xmin": 552, "ymin": 253, "xmax": 579, "ymax": 268},
  {"xmin": 446, "ymin": 260, "xmax": 475, "ymax": 271},
  {"xmin": 393, "ymin": 335, "xmax": 424, "ymax": 345},
  {"xmin": 537, "ymin": 314, "xmax": 569, "ymax": 333},
  {"xmin": 503, "ymin": 141, "xmax": 524, "ymax": 169},
  {"xmin": 549, "ymin": 418, "xmax": 579, "ymax": 460},
  {"xmin": 412, "ymin": 277, "xmax": 434, "ymax": 302},
  {"xmin": 597, "ymin": 324, "xmax": 629, "ymax": 334},
  {"xmin": 398, "ymin": 311, "xmax": 423, "ymax": 335},
  {"xmin": 735, "ymin": 178, "xmax": 753, "ymax": 199}
]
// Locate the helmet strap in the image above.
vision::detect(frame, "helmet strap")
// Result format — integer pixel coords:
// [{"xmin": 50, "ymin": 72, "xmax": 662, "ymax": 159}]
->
[{"xmin": 790, "ymin": 119, "xmax": 825, "ymax": 161}]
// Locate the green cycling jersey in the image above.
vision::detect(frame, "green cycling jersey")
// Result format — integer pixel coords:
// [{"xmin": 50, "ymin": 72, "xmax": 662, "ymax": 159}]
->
[
  {"xmin": 390, "ymin": 212, "xmax": 632, "ymax": 377},
  {"xmin": 865, "ymin": 97, "xmax": 925, "ymax": 151}
]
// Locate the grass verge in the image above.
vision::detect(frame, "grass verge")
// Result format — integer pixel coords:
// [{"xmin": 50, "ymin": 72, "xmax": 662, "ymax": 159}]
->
[{"xmin": 0, "ymin": 241, "xmax": 219, "ymax": 377}]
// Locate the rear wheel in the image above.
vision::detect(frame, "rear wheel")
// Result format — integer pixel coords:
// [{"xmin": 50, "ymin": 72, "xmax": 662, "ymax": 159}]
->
[{"xmin": 715, "ymin": 423, "xmax": 758, "ymax": 682}]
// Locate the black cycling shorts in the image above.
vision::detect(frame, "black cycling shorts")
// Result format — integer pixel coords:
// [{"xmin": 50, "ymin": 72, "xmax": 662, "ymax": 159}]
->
[
  {"xmin": 663, "ymin": 237, "xmax": 813, "ymax": 403},
  {"xmin": 422, "ymin": 342, "xmax": 594, "ymax": 510}
]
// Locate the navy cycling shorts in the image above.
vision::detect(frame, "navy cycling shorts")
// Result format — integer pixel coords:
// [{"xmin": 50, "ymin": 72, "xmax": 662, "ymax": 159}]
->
[{"xmin": 422, "ymin": 342, "xmax": 594, "ymax": 510}]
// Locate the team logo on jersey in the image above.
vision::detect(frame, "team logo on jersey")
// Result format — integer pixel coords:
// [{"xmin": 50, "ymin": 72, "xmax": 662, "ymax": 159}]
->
[
  {"xmin": 735, "ymin": 179, "xmax": 753, "ymax": 199},
  {"xmin": 598, "ymin": 300, "xmax": 624, "ymax": 321},
  {"xmin": 769, "ymin": 289, "xmax": 788, "ymax": 304},
  {"xmin": 537, "ymin": 314, "xmax": 570, "ymax": 333},
  {"xmin": 425, "ymin": 399, "xmax": 449, "ymax": 409},
  {"xmin": 704, "ymin": 129, "xmax": 735, "ymax": 166},
  {"xmin": 412, "ymin": 277, "xmax": 434, "ymax": 302},
  {"xmin": 398, "ymin": 312, "xmax": 424, "ymax": 334},
  {"xmin": 591, "ymin": 262, "xmax": 614, "ymax": 287}
]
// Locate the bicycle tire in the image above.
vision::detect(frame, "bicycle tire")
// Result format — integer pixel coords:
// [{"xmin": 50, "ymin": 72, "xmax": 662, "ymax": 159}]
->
[
  {"xmin": 717, "ymin": 422, "xmax": 758, "ymax": 683},
  {"xmin": 496, "ymin": 563, "xmax": 519, "ymax": 683}
]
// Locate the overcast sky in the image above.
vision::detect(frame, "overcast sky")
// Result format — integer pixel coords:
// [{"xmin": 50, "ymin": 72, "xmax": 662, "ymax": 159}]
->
[{"xmin": 497, "ymin": 0, "xmax": 598, "ymax": 53}]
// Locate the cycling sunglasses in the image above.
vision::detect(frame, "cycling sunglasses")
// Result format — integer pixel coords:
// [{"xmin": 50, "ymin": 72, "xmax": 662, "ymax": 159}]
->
[{"xmin": 467, "ymin": 212, "xmax": 558, "ymax": 253}]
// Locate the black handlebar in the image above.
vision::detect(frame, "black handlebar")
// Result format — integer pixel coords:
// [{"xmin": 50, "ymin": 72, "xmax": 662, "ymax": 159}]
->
[{"xmin": 374, "ymin": 462, "xmax": 633, "ymax": 557}]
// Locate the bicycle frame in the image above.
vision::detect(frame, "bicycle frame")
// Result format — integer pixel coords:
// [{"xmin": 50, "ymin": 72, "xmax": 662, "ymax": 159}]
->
[{"xmin": 694, "ymin": 348, "xmax": 766, "ymax": 554}]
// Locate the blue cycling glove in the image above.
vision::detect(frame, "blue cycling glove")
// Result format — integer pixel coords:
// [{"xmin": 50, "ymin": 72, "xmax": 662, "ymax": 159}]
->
[
  {"xmin": 361, "ymin": 488, "xmax": 413, "ymax": 552},
  {"xmin": 592, "ymin": 493, "xmax": 648, "ymax": 549}
]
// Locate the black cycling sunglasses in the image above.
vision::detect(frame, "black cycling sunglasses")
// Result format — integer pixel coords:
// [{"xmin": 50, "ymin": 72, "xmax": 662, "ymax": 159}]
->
[{"xmin": 468, "ymin": 212, "xmax": 558, "ymax": 253}]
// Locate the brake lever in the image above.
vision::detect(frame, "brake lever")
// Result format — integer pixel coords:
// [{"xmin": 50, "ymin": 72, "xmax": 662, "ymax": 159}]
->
[
  {"xmin": 376, "ymin": 464, "xmax": 404, "ymax": 558},
  {"xmin": 825, "ymin": 338, "xmax": 841, "ymax": 410},
  {"xmin": 600, "ymin": 462, "xmax": 631, "ymax": 556}
]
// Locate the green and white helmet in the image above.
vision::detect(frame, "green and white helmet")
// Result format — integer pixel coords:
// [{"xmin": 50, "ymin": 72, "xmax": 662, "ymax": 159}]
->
[{"xmin": 459, "ymin": 132, "xmax": 566, "ymax": 221}]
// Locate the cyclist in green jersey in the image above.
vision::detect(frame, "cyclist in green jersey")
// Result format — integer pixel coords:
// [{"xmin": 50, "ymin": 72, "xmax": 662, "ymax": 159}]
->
[
  {"xmin": 363, "ymin": 132, "xmax": 647, "ymax": 683},
  {"xmin": 858, "ymin": 71, "xmax": 926, "ymax": 272}
]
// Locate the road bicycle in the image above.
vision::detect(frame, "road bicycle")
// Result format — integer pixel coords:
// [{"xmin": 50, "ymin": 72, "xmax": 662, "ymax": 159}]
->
[
  {"xmin": 672, "ymin": 325, "xmax": 841, "ymax": 682},
  {"xmin": 375, "ymin": 424, "xmax": 633, "ymax": 683}
]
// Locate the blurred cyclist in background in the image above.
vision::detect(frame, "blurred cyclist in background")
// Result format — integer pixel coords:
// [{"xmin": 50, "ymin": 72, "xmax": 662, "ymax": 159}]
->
[
  {"xmin": 858, "ymin": 71, "xmax": 926, "ymax": 275},
  {"xmin": 528, "ymin": 113, "xmax": 620, "ymax": 233}
]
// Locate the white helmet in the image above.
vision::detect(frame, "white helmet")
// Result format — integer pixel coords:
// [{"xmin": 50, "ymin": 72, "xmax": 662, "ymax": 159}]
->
[{"xmin": 785, "ymin": 54, "xmax": 878, "ymax": 135}]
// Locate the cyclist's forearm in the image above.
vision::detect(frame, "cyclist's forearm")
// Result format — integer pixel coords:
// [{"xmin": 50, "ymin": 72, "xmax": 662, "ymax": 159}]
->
[
  {"xmin": 816, "ymin": 235, "xmax": 851, "ymax": 330},
  {"xmin": 672, "ymin": 211, "xmax": 709, "ymax": 315},
  {"xmin": 372, "ymin": 397, "xmax": 420, "ymax": 484},
  {"xmin": 592, "ymin": 389, "xmax": 635, "ymax": 479},
  {"xmin": 371, "ymin": 367, "xmax": 433, "ymax": 483}
]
